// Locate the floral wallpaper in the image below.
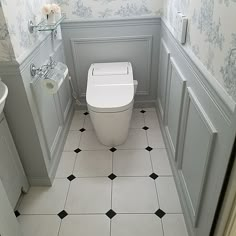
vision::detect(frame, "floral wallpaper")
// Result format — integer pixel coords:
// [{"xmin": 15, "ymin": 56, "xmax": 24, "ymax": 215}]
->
[
  {"xmin": 57, "ymin": 0, "xmax": 163, "ymax": 19},
  {"xmin": 163, "ymin": 0, "xmax": 236, "ymax": 102},
  {"xmin": 0, "ymin": 2, "xmax": 15, "ymax": 62},
  {"xmin": 0, "ymin": 0, "xmax": 51, "ymax": 61},
  {"xmin": 0, "ymin": 0, "xmax": 162, "ymax": 62}
]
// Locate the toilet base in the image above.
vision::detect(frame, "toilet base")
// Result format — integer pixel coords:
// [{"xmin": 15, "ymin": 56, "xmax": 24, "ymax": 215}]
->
[{"xmin": 88, "ymin": 104, "xmax": 133, "ymax": 146}]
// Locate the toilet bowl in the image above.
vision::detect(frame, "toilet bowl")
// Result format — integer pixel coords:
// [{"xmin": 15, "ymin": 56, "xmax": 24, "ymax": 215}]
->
[{"xmin": 86, "ymin": 62, "xmax": 137, "ymax": 146}]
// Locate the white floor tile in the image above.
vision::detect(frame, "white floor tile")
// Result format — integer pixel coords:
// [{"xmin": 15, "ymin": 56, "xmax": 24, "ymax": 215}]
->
[
  {"xmin": 150, "ymin": 149, "xmax": 173, "ymax": 176},
  {"xmin": 112, "ymin": 214, "xmax": 163, "ymax": 236},
  {"xmin": 56, "ymin": 152, "xmax": 76, "ymax": 178},
  {"xmin": 18, "ymin": 179, "xmax": 69, "ymax": 214},
  {"xmin": 74, "ymin": 150, "xmax": 112, "ymax": 177},
  {"xmin": 118, "ymin": 129, "xmax": 148, "ymax": 149},
  {"xmin": 18, "ymin": 215, "xmax": 60, "ymax": 236},
  {"xmin": 147, "ymin": 127, "xmax": 165, "ymax": 148},
  {"xmin": 130, "ymin": 111, "xmax": 145, "ymax": 128},
  {"xmin": 80, "ymin": 130, "xmax": 109, "ymax": 150},
  {"xmin": 59, "ymin": 215, "xmax": 110, "ymax": 236},
  {"xmin": 84, "ymin": 115, "xmax": 94, "ymax": 130},
  {"xmin": 65, "ymin": 178, "xmax": 111, "ymax": 214},
  {"xmin": 144, "ymin": 111, "xmax": 160, "ymax": 128},
  {"xmin": 144, "ymin": 108, "xmax": 156, "ymax": 112},
  {"xmin": 74, "ymin": 110, "xmax": 87, "ymax": 115},
  {"xmin": 113, "ymin": 150, "xmax": 152, "ymax": 176},
  {"xmin": 70, "ymin": 111, "xmax": 85, "ymax": 130},
  {"xmin": 112, "ymin": 177, "xmax": 158, "ymax": 213},
  {"xmin": 155, "ymin": 177, "xmax": 182, "ymax": 213},
  {"xmin": 162, "ymin": 214, "xmax": 188, "ymax": 236},
  {"xmin": 64, "ymin": 131, "xmax": 81, "ymax": 151}
]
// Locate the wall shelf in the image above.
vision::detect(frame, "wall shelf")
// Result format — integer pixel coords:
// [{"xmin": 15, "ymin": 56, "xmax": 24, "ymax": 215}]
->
[{"xmin": 28, "ymin": 14, "xmax": 66, "ymax": 33}]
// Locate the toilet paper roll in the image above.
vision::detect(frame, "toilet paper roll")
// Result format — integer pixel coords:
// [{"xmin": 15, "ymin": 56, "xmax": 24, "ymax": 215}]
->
[{"xmin": 42, "ymin": 72, "xmax": 64, "ymax": 94}]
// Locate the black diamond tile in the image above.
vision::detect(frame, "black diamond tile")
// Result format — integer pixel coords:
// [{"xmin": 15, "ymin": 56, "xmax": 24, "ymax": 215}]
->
[
  {"xmin": 108, "ymin": 173, "xmax": 117, "ymax": 180},
  {"xmin": 58, "ymin": 210, "xmax": 68, "ymax": 219},
  {"xmin": 140, "ymin": 110, "xmax": 146, "ymax": 113},
  {"xmin": 155, "ymin": 209, "xmax": 166, "ymax": 218},
  {"xmin": 14, "ymin": 210, "xmax": 20, "ymax": 217},
  {"xmin": 74, "ymin": 148, "xmax": 82, "ymax": 153},
  {"xmin": 142, "ymin": 126, "xmax": 149, "ymax": 130},
  {"xmin": 110, "ymin": 147, "xmax": 117, "ymax": 152},
  {"xmin": 145, "ymin": 146, "xmax": 153, "ymax": 152},
  {"xmin": 79, "ymin": 128, "xmax": 86, "ymax": 132},
  {"xmin": 84, "ymin": 112, "xmax": 89, "ymax": 115},
  {"xmin": 149, "ymin": 173, "xmax": 159, "ymax": 180},
  {"xmin": 106, "ymin": 209, "xmax": 117, "ymax": 219},
  {"xmin": 67, "ymin": 174, "xmax": 76, "ymax": 181}
]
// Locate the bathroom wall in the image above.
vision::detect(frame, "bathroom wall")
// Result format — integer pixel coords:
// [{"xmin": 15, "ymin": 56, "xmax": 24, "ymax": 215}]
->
[
  {"xmin": 58, "ymin": 0, "xmax": 163, "ymax": 19},
  {"xmin": 0, "ymin": 2, "xmax": 15, "ymax": 62},
  {"xmin": 0, "ymin": 0, "xmax": 162, "ymax": 62},
  {"xmin": 0, "ymin": 0, "xmax": 51, "ymax": 62},
  {"xmin": 163, "ymin": 0, "xmax": 236, "ymax": 102},
  {"xmin": 1, "ymin": 0, "xmax": 235, "ymax": 103}
]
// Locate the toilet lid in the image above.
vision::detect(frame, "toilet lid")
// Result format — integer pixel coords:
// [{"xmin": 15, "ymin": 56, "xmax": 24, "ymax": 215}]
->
[
  {"xmin": 92, "ymin": 62, "xmax": 129, "ymax": 76},
  {"xmin": 86, "ymin": 62, "xmax": 134, "ymax": 112},
  {"xmin": 86, "ymin": 83, "xmax": 134, "ymax": 113}
]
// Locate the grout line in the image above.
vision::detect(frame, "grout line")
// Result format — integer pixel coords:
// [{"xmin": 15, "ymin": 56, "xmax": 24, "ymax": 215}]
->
[
  {"xmin": 19, "ymin": 212, "xmax": 183, "ymax": 216},
  {"xmin": 56, "ymin": 148, "xmax": 79, "ymax": 236},
  {"xmin": 148, "ymin": 139, "xmax": 165, "ymax": 236},
  {"xmin": 54, "ymin": 175, "xmax": 173, "ymax": 180},
  {"xmin": 111, "ymin": 152, "xmax": 114, "ymax": 210},
  {"xmin": 63, "ymin": 147, "xmax": 167, "ymax": 152},
  {"xmin": 56, "ymin": 220, "xmax": 62, "ymax": 236},
  {"xmin": 110, "ymin": 219, "xmax": 112, "ymax": 236},
  {"xmin": 110, "ymin": 153, "xmax": 114, "ymax": 236}
]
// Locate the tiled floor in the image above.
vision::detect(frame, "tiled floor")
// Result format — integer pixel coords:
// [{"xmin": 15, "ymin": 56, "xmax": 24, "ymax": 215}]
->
[{"xmin": 16, "ymin": 108, "xmax": 188, "ymax": 236}]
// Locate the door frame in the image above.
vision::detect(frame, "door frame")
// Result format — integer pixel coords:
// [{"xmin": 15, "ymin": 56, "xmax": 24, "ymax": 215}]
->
[{"xmin": 212, "ymin": 138, "xmax": 236, "ymax": 236}]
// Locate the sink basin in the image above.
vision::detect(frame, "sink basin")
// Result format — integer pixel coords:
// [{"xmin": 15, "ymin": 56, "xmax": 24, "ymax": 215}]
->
[{"xmin": 0, "ymin": 80, "xmax": 8, "ymax": 115}]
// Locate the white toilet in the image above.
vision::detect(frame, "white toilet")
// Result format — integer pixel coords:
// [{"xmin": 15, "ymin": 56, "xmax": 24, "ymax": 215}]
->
[{"xmin": 86, "ymin": 62, "xmax": 138, "ymax": 146}]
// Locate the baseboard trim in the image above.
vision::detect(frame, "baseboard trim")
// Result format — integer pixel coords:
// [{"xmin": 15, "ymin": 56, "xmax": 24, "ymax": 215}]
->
[{"xmin": 28, "ymin": 177, "xmax": 52, "ymax": 186}]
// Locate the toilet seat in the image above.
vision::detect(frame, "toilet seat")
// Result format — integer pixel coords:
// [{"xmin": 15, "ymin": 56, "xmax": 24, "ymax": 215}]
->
[{"xmin": 86, "ymin": 62, "xmax": 134, "ymax": 113}]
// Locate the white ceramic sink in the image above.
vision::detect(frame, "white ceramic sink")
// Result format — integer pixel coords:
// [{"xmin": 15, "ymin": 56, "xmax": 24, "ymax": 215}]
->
[{"xmin": 0, "ymin": 80, "xmax": 8, "ymax": 115}]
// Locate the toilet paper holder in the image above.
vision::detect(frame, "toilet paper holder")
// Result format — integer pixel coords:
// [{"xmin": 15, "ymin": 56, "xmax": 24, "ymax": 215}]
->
[{"xmin": 30, "ymin": 56, "xmax": 57, "ymax": 78}]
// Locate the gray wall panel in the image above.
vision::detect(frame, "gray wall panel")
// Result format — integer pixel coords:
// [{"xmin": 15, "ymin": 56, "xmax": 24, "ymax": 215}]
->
[
  {"xmin": 157, "ymin": 39, "xmax": 170, "ymax": 121},
  {"xmin": 61, "ymin": 17, "xmax": 161, "ymax": 105},
  {"xmin": 156, "ymin": 20, "xmax": 236, "ymax": 236},
  {"xmin": 165, "ymin": 58, "xmax": 186, "ymax": 160}
]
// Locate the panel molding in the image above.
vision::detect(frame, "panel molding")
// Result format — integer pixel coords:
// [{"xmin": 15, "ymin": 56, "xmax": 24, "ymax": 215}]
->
[
  {"xmin": 61, "ymin": 17, "xmax": 161, "ymax": 29},
  {"xmin": 71, "ymin": 35, "xmax": 153, "ymax": 97},
  {"xmin": 177, "ymin": 87, "xmax": 218, "ymax": 226},
  {"xmin": 161, "ymin": 19, "xmax": 236, "ymax": 119},
  {"xmin": 30, "ymin": 77, "xmax": 63, "ymax": 161},
  {"xmin": 164, "ymin": 58, "xmax": 186, "ymax": 161},
  {"xmin": 157, "ymin": 38, "xmax": 170, "ymax": 121}
]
